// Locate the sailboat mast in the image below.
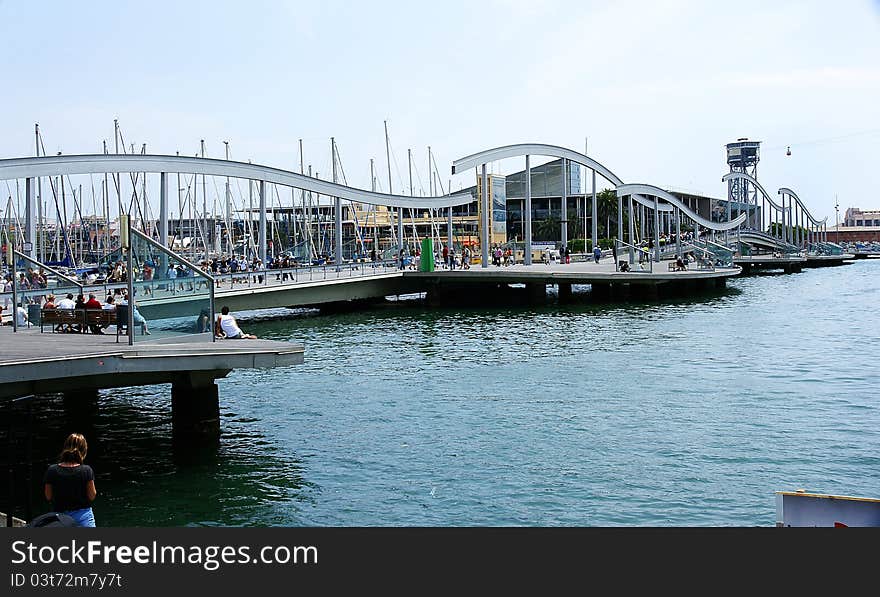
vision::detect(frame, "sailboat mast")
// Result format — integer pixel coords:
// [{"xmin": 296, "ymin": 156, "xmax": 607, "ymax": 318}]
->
[
  {"xmin": 224, "ymin": 140, "xmax": 231, "ymax": 256},
  {"xmin": 248, "ymin": 170, "xmax": 253, "ymax": 260},
  {"xmin": 332, "ymin": 138, "xmax": 342, "ymax": 265},
  {"xmin": 35, "ymin": 123, "xmax": 43, "ymax": 262},
  {"xmin": 385, "ymin": 120, "xmax": 402, "ymax": 255},
  {"xmin": 113, "ymin": 119, "xmax": 123, "ymax": 217},
  {"xmin": 102, "ymin": 140, "xmax": 110, "ymax": 260},
  {"xmin": 200, "ymin": 140, "xmax": 207, "ymax": 258},
  {"xmin": 370, "ymin": 159, "xmax": 378, "ymax": 252}
]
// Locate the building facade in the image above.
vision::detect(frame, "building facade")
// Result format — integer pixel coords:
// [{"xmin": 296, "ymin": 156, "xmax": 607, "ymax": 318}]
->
[{"xmin": 843, "ymin": 207, "xmax": 880, "ymax": 227}]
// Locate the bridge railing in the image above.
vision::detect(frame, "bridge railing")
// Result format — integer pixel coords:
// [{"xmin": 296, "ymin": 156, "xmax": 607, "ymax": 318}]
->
[
  {"xmin": 207, "ymin": 258, "xmax": 400, "ymax": 290},
  {"xmin": 808, "ymin": 242, "xmax": 844, "ymax": 256}
]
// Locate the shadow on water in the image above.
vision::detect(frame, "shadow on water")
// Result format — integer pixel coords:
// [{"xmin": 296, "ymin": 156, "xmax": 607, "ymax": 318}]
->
[
  {"xmin": 235, "ymin": 282, "xmax": 742, "ymax": 335},
  {"xmin": 0, "ymin": 386, "xmax": 315, "ymax": 527}
]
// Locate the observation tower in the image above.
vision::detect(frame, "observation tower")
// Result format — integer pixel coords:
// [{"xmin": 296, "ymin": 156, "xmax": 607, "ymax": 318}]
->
[{"xmin": 725, "ymin": 138, "xmax": 760, "ymax": 229}]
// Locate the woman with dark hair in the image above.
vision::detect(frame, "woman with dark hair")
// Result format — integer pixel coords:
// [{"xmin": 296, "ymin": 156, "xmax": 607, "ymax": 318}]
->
[{"xmin": 43, "ymin": 433, "xmax": 97, "ymax": 527}]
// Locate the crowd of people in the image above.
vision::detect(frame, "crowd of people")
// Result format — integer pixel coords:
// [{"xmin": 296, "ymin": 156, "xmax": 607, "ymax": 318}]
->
[{"xmin": 11, "ymin": 288, "xmax": 150, "ymax": 335}]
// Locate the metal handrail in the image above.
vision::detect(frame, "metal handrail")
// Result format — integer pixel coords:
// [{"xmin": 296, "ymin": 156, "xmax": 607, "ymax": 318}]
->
[{"xmin": 12, "ymin": 250, "xmax": 83, "ymax": 291}]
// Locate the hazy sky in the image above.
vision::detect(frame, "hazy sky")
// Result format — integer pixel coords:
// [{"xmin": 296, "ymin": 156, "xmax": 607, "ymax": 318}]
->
[{"xmin": 1, "ymin": 0, "xmax": 878, "ymax": 222}]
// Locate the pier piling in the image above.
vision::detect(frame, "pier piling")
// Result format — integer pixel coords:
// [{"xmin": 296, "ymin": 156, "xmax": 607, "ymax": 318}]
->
[{"xmin": 172, "ymin": 373, "xmax": 222, "ymax": 437}]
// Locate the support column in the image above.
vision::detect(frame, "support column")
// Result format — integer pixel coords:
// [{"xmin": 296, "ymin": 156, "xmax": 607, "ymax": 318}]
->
[
  {"xmin": 24, "ymin": 178, "xmax": 35, "ymax": 259},
  {"xmin": 639, "ymin": 204, "xmax": 645, "ymax": 239},
  {"xmin": 259, "ymin": 180, "xmax": 267, "ymax": 264},
  {"xmin": 524, "ymin": 155, "xmax": 532, "ymax": 265},
  {"xmin": 159, "ymin": 172, "xmax": 168, "ymax": 276},
  {"xmin": 560, "ymin": 159, "xmax": 568, "ymax": 251},
  {"xmin": 628, "ymin": 195, "xmax": 635, "ymax": 264},
  {"xmin": 525, "ymin": 282, "xmax": 545, "ymax": 303},
  {"xmin": 172, "ymin": 373, "xmax": 221, "ymax": 437},
  {"xmin": 397, "ymin": 207, "xmax": 404, "ymax": 261},
  {"xmin": 591, "ymin": 168, "xmax": 598, "ymax": 248},
  {"xmin": 481, "ymin": 164, "xmax": 489, "ymax": 268},
  {"xmin": 447, "ymin": 207, "xmax": 453, "ymax": 260},
  {"xmin": 675, "ymin": 207, "xmax": 681, "ymax": 257},
  {"xmin": 781, "ymin": 195, "xmax": 788, "ymax": 245},
  {"xmin": 159, "ymin": 173, "xmax": 168, "ymax": 248},
  {"xmin": 653, "ymin": 196, "xmax": 661, "ymax": 262},
  {"xmin": 558, "ymin": 283, "xmax": 572, "ymax": 302},
  {"xmin": 616, "ymin": 194, "xmax": 623, "ymax": 249}
]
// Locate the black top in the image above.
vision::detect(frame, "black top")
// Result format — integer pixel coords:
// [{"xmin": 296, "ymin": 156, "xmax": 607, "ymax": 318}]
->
[{"xmin": 43, "ymin": 464, "xmax": 94, "ymax": 512}]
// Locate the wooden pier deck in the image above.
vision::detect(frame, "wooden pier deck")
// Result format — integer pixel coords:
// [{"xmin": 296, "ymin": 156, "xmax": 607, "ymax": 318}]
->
[{"xmin": 0, "ymin": 329, "xmax": 303, "ymax": 401}]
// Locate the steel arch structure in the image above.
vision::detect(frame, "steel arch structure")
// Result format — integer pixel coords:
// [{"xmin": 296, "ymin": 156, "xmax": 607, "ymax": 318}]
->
[
  {"xmin": 722, "ymin": 172, "xmax": 827, "ymax": 248},
  {"xmin": 778, "ymin": 186, "xmax": 828, "ymax": 247},
  {"xmin": 0, "ymin": 154, "xmax": 473, "ymax": 209},
  {"xmin": 0, "ymin": 153, "xmax": 474, "ymax": 267},
  {"xmin": 453, "ymin": 143, "xmax": 746, "ymax": 266},
  {"xmin": 616, "ymin": 184, "xmax": 747, "ymax": 232}
]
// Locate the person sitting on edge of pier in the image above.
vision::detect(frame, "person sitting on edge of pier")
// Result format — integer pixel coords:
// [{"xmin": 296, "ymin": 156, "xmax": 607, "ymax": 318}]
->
[{"xmin": 217, "ymin": 306, "xmax": 257, "ymax": 339}]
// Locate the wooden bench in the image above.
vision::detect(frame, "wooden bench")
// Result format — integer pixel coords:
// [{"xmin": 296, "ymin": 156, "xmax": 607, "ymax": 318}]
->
[
  {"xmin": 40, "ymin": 309, "xmax": 81, "ymax": 333},
  {"xmin": 40, "ymin": 309, "xmax": 116, "ymax": 333},
  {"xmin": 84, "ymin": 309, "xmax": 116, "ymax": 332}
]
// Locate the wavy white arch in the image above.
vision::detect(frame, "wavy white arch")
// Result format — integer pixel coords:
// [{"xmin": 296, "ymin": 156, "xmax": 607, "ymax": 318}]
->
[
  {"xmin": 0, "ymin": 154, "xmax": 473, "ymax": 209},
  {"xmin": 617, "ymin": 183, "xmax": 747, "ymax": 231},
  {"xmin": 452, "ymin": 143, "xmax": 673, "ymax": 212},
  {"xmin": 777, "ymin": 187, "xmax": 827, "ymax": 226},
  {"xmin": 722, "ymin": 171, "xmax": 785, "ymax": 212}
]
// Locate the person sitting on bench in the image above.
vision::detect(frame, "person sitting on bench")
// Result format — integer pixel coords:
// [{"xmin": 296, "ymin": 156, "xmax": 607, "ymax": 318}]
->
[{"xmin": 675, "ymin": 256, "xmax": 686, "ymax": 271}]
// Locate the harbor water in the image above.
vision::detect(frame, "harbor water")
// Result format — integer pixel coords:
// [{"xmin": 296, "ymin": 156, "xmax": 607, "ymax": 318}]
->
[{"xmin": 3, "ymin": 260, "xmax": 878, "ymax": 526}]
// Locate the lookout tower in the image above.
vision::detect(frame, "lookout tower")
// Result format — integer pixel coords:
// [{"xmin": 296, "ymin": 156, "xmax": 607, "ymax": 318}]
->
[{"xmin": 725, "ymin": 138, "xmax": 761, "ymax": 229}]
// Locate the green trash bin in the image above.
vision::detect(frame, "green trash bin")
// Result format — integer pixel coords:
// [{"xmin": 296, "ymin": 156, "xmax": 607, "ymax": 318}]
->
[
  {"xmin": 419, "ymin": 238, "xmax": 434, "ymax": 272},
  {"xmin": 27, "ymin": 303, "xmax": 41, "ymax": 327}
]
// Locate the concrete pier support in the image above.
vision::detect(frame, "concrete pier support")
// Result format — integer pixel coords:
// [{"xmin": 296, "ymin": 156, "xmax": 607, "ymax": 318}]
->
[
  {"xmin": 590, "ymin": 282, "xmax": 611, "ymax": 300},
  {"xmin": 557, "ymin": 283, "xmax": 573, "ymax": 302},
  {"xmin": 172, "ymin": 374, "xmax": 221, "ymax": 437},
  {"xmin": 640, "ymin": 284, "xmax": 659, "ymax": 300},
  {"xmin": 525, "ymin": 282, "xmax": 546, "ymax": 304},
  {"xmin": 63, "ymin": 389, "xmax": 99, "ymax": 402}
]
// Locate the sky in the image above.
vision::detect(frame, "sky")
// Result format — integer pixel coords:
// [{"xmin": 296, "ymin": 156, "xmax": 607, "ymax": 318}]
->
[{"xmin": 0, "ymin": 0, "xmax": 878, "ymax": 223}]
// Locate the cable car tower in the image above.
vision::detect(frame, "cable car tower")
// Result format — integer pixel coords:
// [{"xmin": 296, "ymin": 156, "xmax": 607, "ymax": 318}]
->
[{"xmin": 725, "ymin": 138, "xmax": 761, "ymax": 230}]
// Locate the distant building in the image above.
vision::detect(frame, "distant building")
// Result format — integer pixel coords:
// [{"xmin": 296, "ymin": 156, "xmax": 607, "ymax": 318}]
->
[
  {"xmin": 843, "ymin": 207, "xmax": 880, "ymax": 228},
  {"xmin": 826, "ymin": 207, "xmax": 880, "ymax": 243}
]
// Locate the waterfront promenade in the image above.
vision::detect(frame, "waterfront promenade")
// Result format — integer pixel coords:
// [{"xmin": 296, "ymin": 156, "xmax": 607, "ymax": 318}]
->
[{"xmin": 134, "ymin": 255, "xmax": 742, "ymax": 313}]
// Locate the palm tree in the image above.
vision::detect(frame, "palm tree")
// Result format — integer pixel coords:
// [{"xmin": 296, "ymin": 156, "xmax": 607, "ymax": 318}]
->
[
  {"xmin": 597, "ymin": 189, "xmax": 618, "ymax": 239},
  {"xmin": 534, "ymin": 216, "xmax": 560, "ymax": 242}
]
